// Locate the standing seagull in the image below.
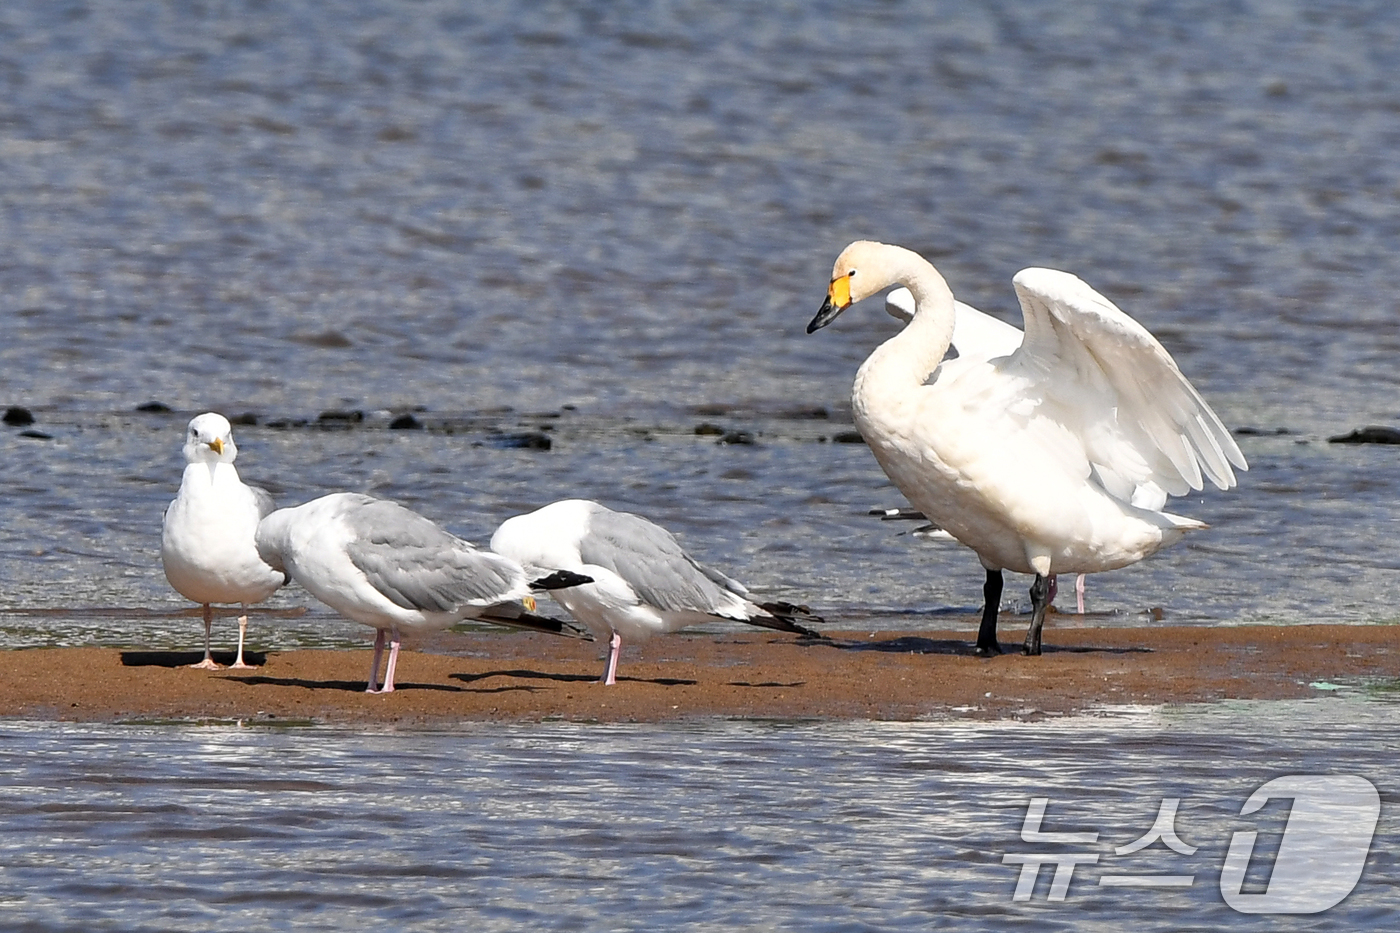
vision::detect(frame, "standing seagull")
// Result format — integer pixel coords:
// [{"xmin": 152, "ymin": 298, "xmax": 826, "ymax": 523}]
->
[
  {"xmin": 490, "ymin": 499, "xmax": 822, "ymax": 685},
  {"xmin": 255, "ymin": 493, "xmax": 591, "ymax": 693},
  {"xmin": 808, "ymin": 241, "xmax": 1246, "ymax": 656},
  {"xmin": 162, "ymin": 412, "xmax": 287, "ymax": 669}
]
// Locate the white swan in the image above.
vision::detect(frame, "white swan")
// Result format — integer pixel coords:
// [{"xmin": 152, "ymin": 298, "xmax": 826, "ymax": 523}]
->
[
  {"xmin": 491, "ymin": 499, "xmax": 822, "ymax": 685},
  {"xmin": 255, "ymin": 493, "xmax": 591, "ymax": 693},
  {"xmin": 883, "ymin": 288, "xmax": 1094, "ymax": 614},
  {"xmin": 162, "ymin": 413, "xmax": 287, "ymax": 669},
  {"xmin": 808, "ymin": 241, "xmax": 1246, "ymax": 655}
]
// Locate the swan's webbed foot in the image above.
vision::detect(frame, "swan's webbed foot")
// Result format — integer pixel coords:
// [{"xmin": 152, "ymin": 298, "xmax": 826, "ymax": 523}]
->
[{"xmin": 1022, "ymin": 573, "xmax": 1052, "ymax": 656}]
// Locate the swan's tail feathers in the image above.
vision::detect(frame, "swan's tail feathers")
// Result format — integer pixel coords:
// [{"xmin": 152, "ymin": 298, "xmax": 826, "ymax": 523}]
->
[
  {"xmin": 750, "ymin": 601, "xmax": 826, "ymax": 639},
  {"xmin": 1160, "ymin": 511, "xmax": 1209, "ymax": 531},
  {"xmin": 478, "ymin": 603, "xmax": 594, "ymax": 640},
  {"xmin": 530, "ymin": 569, "xmax": 594, "ymax": 590},
  {"xmin": 1155, "ymin": 511, "xmax": 1209, "ymax": 549}
]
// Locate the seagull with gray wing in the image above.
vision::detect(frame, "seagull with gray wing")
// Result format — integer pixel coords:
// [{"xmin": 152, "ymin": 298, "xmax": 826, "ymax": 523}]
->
[
  {"xmin": 255, "ymin": 493, "xmax": 591, "ymax": 693},
  {"xmin": 490, "ymin": 499, "xmax": 823, "ymax": 685},
  {"xmin": 162, "ymin": 412, "xmax": 287, "ymax": 670}
]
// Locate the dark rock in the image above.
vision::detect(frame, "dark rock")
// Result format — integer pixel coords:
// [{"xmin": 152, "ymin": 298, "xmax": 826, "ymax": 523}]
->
[
  {"xmin": 19, "ymin": 429, "xmax": 53, "ymax": 440},
  {"xmin": 3, "ymin": 406, "xmax": 34, "ymax": 426},
  {"xmin": 1234, "ymin": 426, "xmax": 1290, "ymax": 436},
  {"xmin": 499, "ymin": 431, "xmax": 552, "ymax": 450},
  {"xmin": 136, "ymin": 401, "xmax": 172, "ymax": 413},
  {"xmin": 694, "ymin": 423, "xmax": 725, "ymax": 436},
  {"xmin": 1328, "ymin": 426, "xmax": 1400, "ymax": 445},
  {"xmin": 718, "ymin": 430, "xmax": 755, "ymax": 445},
  {"xmin": 389, "ymin": 413, "xmax": 423, "ymax": 430},
  {"xmin": 229, "ymin": 412, "xmax": 259, "ymax": 426},
  {"xmin": 317, "ymin": 409, "xmax": 365, "ymax": 425},
  {"xmin": 292, "ymin": 330, "xmax": 353, "ymax": 348},
  {"xmin": 832, "ymin": 431, "xmax": 865, "ymax": 444}
]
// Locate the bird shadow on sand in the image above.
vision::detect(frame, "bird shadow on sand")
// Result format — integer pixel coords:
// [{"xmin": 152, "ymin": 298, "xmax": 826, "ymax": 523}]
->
[
  {"xmin": 120, "ymin": 650, "xmax": 268, "ymax": 668},
  {"xmin": 450, "ymin": 669, "xmax": 699, "ymax": 687},
  {"xmin": 224, "ymin": 675, "xmax": 469, "ymax": 693},
  {"xmin": 808, "ymin": 636, "xmax": 1152, "ymax": 657}
]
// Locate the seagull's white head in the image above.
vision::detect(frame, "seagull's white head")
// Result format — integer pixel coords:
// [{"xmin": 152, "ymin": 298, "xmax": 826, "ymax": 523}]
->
[{"xmin": 183, "ymin": 412, "xmax": 237, "ymax": 466}]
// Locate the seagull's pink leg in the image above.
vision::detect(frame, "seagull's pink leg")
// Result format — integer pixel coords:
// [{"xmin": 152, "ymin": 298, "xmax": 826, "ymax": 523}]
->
[
  {"xmin": 191, "ymin": 604, "xmax": 221, "ymax": 670},
  {"xmin": 229, "ymin": 609, "xmax": 252, "ymax": 669},
  {"xmin": 381, "ymin": 632, "xmax": 402, "ymax": 694},
  {"xmin": 1075, "ymin": 574, "xmax": 1086, "ymax": 614},
  {"xmin": 601, "ymin": 631, "xmax": 621, "ymax": 686},
  {"xmin": 366, "ymin": 628, "xmax": 386, "ymax": 693}
]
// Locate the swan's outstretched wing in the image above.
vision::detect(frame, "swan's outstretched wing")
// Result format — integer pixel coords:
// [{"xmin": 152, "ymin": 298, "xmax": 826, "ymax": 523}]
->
[
  {"xmin": 886, "ymin": 287, "xmax": 1022, "ymax": 362},
  {"xmin": 1008, "ymin": 268, "xmax": 1246, "ymax": 498}
]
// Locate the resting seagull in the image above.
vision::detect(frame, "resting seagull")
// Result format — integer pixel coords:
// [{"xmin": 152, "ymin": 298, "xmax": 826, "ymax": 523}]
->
[
  {"xmin": 808, "ymin": 242, "xmax": 1246, "ymax": 656},
  {"xmin": 162, "ymin": 412, "xmax": 287, "ymax": 669},
  {"xmin": 490, "ymin": 499, "xmax": 823, "ymax": 685},
  {"xmin": 255, "ymin": 493, "xmax": 591, "ymax": 693}
]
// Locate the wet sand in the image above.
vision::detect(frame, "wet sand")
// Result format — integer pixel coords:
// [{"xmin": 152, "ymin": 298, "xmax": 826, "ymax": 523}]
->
[{"xmin": 3, "ymin": 620, "xmax": 1396, "ymax": 725}]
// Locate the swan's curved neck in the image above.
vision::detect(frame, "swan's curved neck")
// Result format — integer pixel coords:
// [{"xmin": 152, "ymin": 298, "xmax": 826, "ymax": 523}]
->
[{"xmin": 854, "ymin": 254, "xmax": 957, "ymax": 401}]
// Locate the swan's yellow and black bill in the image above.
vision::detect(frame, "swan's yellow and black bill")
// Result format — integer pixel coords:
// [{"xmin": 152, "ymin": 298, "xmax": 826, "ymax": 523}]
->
[{"xmin": 807, "ymin": 273, "xmax": 853, "ymax": 333}]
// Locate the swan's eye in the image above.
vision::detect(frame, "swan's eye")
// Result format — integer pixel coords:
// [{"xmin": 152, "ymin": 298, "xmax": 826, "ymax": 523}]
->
[{"xmin": 847, "ymin": 269, "xmax": 857, "ymax": 278}]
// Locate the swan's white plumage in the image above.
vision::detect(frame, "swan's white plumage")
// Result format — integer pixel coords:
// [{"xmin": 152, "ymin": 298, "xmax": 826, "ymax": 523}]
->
[
  {"xmin": 813, "ymin": 241, "xmax": 1245, "ymax": 582},
  {"xmin": 886, "ymin": 287, "xmax": 1022, "ymax": 362}
]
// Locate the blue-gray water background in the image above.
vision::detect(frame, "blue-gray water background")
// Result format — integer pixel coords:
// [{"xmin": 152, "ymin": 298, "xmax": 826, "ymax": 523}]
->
[{"xmin": 2, "ymin": 1, "xmax": 1399, "ymax": 929}]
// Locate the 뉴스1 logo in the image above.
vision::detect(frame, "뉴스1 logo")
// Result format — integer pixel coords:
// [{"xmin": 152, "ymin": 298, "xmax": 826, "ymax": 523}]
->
[
  {"xmin": 1219, "ymin": 775, "xmax": 1380, "ymax": 914},
  {"xmin": 1001, "ymin": 774, "xmax": 1380, "ymax": 915}
]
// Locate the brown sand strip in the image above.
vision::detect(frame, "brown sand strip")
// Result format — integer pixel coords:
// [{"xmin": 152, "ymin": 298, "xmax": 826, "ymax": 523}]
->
[{"xmin": 1, "ymin": 624, "xmax": 1395, "ymax": 725}]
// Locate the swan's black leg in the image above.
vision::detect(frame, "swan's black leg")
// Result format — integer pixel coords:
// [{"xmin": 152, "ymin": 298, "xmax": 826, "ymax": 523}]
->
[
  {"xmin": 974, "ymin": 568, "xmax": 1003, "ymax": 656},
  {"xmin": 1023, "ymin": 573, "xmax": 1052, "ymax": 656}
]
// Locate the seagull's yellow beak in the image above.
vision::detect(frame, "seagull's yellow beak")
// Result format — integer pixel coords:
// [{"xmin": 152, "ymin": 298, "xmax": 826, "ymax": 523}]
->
[
  {"xmin": 807, "ymin": 272, "xmax": 854, "ymax": 333},
  {"xmin": 208, "ymin": 437, "xmax": 224, "ymax": 455},
  {"xmin": 522, "ymin": 595, "xmax": 537, "ymax": 613}
]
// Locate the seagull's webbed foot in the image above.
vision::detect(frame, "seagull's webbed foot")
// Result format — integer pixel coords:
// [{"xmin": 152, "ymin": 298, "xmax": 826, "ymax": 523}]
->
[
  {"xmin": 600, "ymin": 631, "xmax": 621, "ymax": 685},
  {"xmin": 193, "ymin": 605, "xmax": 221, "ymax": 669},
  {"xmin": 229, "ymin": 614, "xmax": 253, "ymax": 668}
]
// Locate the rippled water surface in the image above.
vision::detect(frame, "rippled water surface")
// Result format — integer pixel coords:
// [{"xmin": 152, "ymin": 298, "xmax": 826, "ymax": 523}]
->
[
  {"xmin": 4, "ymin": 700, "xmax": 1400, "ymax": 931},
  {"xmin": 2, "ymin": 2, "xmax": 1399, "ymax": 928},
  {"xmin": 3, "ymin": 0, "xmax": 1400, "ymax": 646}
]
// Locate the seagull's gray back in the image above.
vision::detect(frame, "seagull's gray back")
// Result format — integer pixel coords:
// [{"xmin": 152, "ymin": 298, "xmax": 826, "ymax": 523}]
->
[
  {"xmin": 579, "ymin": 508, "xmax": 745, "ymax": 615},
  {"xmin": 342, "ymin": 497, "xmax": 524, "ymax": 613}
]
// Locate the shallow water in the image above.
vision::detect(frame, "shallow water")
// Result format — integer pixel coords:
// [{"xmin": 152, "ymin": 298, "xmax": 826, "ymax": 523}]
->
[
  {"xmin": 2, "ymin": 2, "xmax": 1399, "ymax": 928},
  {"xmin": 3, "ymin": 0, "xmax": 1400, "ymax": 648},
  {"xmin": 3, "ymin": 698, "xmax": 1398, "ymax": 931}
]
